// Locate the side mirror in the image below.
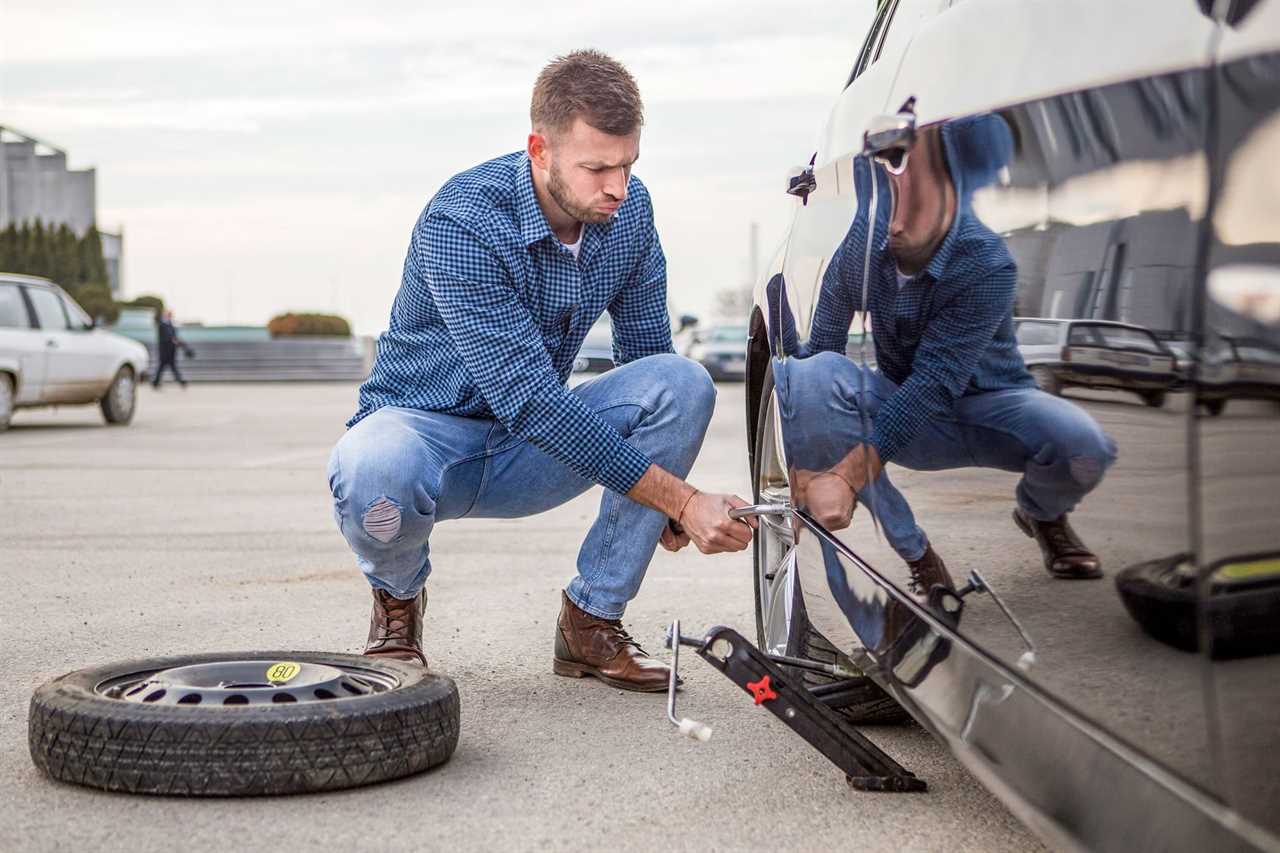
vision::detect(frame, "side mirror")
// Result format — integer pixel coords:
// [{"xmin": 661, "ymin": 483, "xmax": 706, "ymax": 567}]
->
[
  {"xmin": 677, "ymin": 314, "xmax": 699, "ymax": 332},
  {"xmin": 863, "ymin": 96, "xmax": 918, "ymax": 160}
]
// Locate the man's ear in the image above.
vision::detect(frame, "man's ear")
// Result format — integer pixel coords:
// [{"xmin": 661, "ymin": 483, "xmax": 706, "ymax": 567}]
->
[{"xmin": 527, "ymin": 132, "xmax": 550, "ymax": 171}]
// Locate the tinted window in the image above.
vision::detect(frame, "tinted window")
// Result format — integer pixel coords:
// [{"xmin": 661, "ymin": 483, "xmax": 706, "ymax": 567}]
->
[
  {"xmin": 1015, "ymin": 322, "xmax": 1060, "ymax": 346},
  {"xmin": 0, "ymin": 284, "xmax": 29, "ymax": 328},
  {"xmin": 26, "ymin": 288, "xmax": 69, "ymax": 331},
  {"xmin": 1068, "ymin": 324, "xmax": 1162, "ymax": 353},
  {"xmin": 847, "ymin": 0, "xmax": 896, "ymax": 84}
]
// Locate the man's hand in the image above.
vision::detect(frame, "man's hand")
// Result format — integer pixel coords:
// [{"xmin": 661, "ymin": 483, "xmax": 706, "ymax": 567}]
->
[
  {"xmin": 627, "ymin": 464, "xmax": 756, "ymax": 555},
  {"xmin": 678, "ymin": 492, "xmax": 756, "ymax": 554},
  {"xmin": 792, "ymin": 469, "xmax": 857, "ymax": 531},
  {"xmin": 659, "ymin": 520, "xmax": 691, "ymax": 552}
]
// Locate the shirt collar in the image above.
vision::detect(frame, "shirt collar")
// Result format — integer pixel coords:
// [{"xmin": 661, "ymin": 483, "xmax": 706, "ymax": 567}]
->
[
  {"xmin": 878, "ymin": 205, "xmax": 967, "ymax": 283},
  {"xmin": 516, "ymin": 154, "xmax": 555, "ymax": 247}
]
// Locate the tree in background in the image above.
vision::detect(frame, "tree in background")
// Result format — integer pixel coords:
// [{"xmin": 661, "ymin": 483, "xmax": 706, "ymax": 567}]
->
[
  {"xmin": 267, "ymin": 312, "xmax": 352, "ymax": 337},
  {"xmin": 0, "ymin": 220, "xmax": 118, "ymax": 323},
  {"xmin": 117, "ymin": 294, "xmax": 165, "ymax": 318}
]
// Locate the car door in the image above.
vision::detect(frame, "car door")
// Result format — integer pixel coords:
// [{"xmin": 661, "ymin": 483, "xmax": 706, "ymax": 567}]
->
[
  {"xmin": 1196, "ymin": 0, "xmax": 1280, "ymax": 840},
  {"xmin": 23, "ymin": 285, "xmax": 80, "ymax": 404},
  {"xmin": 0, "ymin": 281, "xmax": 46, "ymax": 403},
  {"xmin": 760, "ymin": 1, "xmax": 1256, "ymax": 850},
  {"xmin": 53, "ymin": 289, "xmax": 118, "ymax": 398}
]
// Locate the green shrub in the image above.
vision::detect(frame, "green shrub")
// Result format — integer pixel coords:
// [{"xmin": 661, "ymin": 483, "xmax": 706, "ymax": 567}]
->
[
  {"xmin": 267, "ymin": 312, "xmax": 352, "ymax": 337},
  {"xmin": 117, "ymin": 294, "xmax": 165, "ymax": 318}
]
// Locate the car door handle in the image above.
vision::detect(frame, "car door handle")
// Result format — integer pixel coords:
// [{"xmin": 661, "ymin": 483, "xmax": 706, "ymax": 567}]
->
[{"xmin": 728, "ymin": 502, "xmax": 791, "ymax": 520}]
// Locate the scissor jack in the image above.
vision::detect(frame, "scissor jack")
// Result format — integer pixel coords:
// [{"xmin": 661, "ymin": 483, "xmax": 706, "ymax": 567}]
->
[{"xmin": 664, "ymin": 619, "xmax": 927, "ymax": 792}]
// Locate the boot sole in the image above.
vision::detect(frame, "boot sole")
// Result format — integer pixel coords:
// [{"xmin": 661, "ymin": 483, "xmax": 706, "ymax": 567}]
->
[
  {"xmin": 1013, "ymin": 510, "xmax": 1104, "ymax": 580},
  {"xmin": 552, "ymin": 658, "xmax": 670, "ymax": 693}
]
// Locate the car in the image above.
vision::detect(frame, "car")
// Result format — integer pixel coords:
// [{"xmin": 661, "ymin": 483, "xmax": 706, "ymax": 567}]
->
[
  {"xmin": 729, "ymin": 1, "xmax": 1280, "ymax": 851},
  {"xmin": 1014, "ymin": 317, "xmax": 1179, "ymax": 407},
  {"xmin": 0, "ymin": 273, "xmax": 150, "ymax": 429},
  {"xmin": 688, "ymin": 324, "xmax": 748, "ymax": 380},
  {"xmin": 572, "ymin": 317, "xmax": 615, "ymax": 374}
]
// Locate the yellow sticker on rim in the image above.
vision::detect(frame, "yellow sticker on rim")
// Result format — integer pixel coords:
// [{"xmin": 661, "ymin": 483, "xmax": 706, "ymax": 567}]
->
[{"xmin": 266, "ymin": 662, "xmax": 302, "ymax": 683}]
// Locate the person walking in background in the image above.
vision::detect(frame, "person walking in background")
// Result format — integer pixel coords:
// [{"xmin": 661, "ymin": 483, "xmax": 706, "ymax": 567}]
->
[{"xmin": 152, "ymin": 309, "xmax": 190, "ymax": 389}]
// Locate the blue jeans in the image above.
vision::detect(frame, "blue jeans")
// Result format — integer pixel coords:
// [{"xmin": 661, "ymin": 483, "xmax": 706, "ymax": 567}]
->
[
  {"xmin": 775, "ymin": 352, "xmax": 1117, "ymax": 562},
  {"xmin": 327, "ymin": 354, "xmax": 715, "ymax": 619}
]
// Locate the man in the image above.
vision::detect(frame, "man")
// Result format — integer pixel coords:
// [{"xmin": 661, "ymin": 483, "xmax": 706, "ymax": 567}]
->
[
  {"xmin": 328, "ymin": 50, "xmax": 756, "ymax": 690},
  {"xmin": 781, "ymin": 114, "xmax": 1116, "ymax": 597},
  {"xmin": 152, "ymin": 310, "xmax": 188, "ymax": 389}
]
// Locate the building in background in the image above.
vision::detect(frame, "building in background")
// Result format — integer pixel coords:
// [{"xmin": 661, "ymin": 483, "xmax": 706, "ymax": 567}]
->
[{"xmin": 0, "ymin": 126, "xmax": 123, "ymax": 293}]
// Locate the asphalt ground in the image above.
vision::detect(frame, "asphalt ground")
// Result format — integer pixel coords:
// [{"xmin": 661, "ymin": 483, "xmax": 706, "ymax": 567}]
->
[{"xmin": 0, "ymin": 380, "xmax": 1042, "ymax": 853}]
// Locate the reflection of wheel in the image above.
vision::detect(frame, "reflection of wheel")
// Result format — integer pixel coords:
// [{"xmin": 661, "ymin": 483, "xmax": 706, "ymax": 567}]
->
[
  {"xmin": 0, "ymin": 373, "xmax": 13, "ymax": 431},
  {"xmin": 1030, "ymin": 366, "xmax": 1061, "ymax": 396},
  {"xmin": 1142, "ymin": 390, "xmax": 1166, "ymax": 408},
  {"xmin": 100, "ymin": 366, "xmax": 137, "ymax": 425},
  {"xmin": 29, "ymin": 651, "xmax": 460, "ymax": 796},
  {"xmin": 1203, "ymin": 399, "xmax": 1226, "ymax": 417},
  {"xmin": 751, "ymin": 366, "xmax": 909, "ymax": 724}
]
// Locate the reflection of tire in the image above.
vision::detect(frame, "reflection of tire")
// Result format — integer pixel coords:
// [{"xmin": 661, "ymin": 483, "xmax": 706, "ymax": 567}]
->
[
  {"xmin": 751, "ymin": 365, "xmax": 909, "ymax": 725},
  {"xmin": 1142, "ymin": 390, "xmax": 1166, "ymax": 408},
  {"xmin": 1203, "ymin": 399, "xmax": 1226, "ymax": 417},
  {"xmin": 29, "ymin": 651, "xmax": 460, "ymax": 796},
  {"xmin": 1030, "ymin": 366, "xmax": 1061, "ymax": 396},
  {"xmin": 0, "ymin": 373, "xmax": 13, "ymax": 431},
  {"xmin": 100, "ymin": 366, "xmax": 136, "ymax": 425}
]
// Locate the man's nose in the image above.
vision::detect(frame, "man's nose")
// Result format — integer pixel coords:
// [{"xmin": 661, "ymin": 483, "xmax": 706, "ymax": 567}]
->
[{"xmin": 604, "ymin": 169, "xmax": 627, "ymax": 201}]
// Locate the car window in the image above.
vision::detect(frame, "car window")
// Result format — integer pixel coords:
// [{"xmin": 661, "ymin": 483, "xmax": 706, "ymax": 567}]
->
[
  {"xmin": 26, "ymin": 287, "xmax": 69, "ymax": 331},
  {"xmin": 1068, "ymin": 324, "xmax": 1162, "ymax": 353},
  {"xmin": 847, "ymin": 0, "xmax": 897, "ymax": 85},
  {"xmin": 62, "ymin": 293, "xmax": 93, "ymax": 329},
  {"xmin": 1015, "ymin": 322, "xmax": 1060, "ymax": 346},
  {"xmin": 875, "ymin": 0, "xmax": 944, "ymax": 65},
  {"xmin": 0, "ymin": 284, "xmax": 29, "ymax": 328},
  {"xmin": 708, "ymin": 326, "xmax": 748, "ymax": 343}
]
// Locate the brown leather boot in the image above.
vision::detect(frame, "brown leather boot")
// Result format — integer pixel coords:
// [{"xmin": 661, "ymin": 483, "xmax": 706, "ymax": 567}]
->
[
  {"xmin": 552, "ymin": 592, "xmax": 671, "ymax": 693},
  {"xmin": 364, "ymin": 588, "xmax": 427, "ymax": 665},
  {"xmin": 905, "ymin": 542, "xmax": 955, "ymax": 598},
  {"xmin": 1013, "ymin": 508, "xmax": 1103, "ymax": 579}
]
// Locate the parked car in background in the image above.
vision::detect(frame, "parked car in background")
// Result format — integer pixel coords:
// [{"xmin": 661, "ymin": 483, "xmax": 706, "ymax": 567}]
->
[
  {"xmin": 688, "ymin": 324, "xmax": 748, "ymax": 380},
  {"xmin": 1015, "ymin": 317, "xmax": 1179, "ymax": 406},
  {"xmin": 0, "ymin": 273, "xmax": 149, "ymax": 429},
  {"xmin": 572, "ymin": 317, "xmax": 614, "ymax": 374}
]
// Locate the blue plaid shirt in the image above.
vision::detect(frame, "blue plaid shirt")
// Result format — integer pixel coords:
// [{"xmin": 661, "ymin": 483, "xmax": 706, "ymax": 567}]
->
[
  {"xmin": 351, "ymin": 152, "xmax": 673, "ymax": 495},
  {"xmin": 810, "ymin": 151, "xmax": 1033, "ymax": 462}
]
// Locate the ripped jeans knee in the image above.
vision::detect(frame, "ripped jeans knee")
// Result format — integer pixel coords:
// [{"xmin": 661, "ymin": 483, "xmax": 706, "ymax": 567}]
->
[{"xmin": 361, "ymin": 495, "xmax": 403, "ymax": 543}]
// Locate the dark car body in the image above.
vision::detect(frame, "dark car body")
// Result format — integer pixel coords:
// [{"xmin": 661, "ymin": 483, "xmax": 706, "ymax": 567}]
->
[{"xmin": 740, "ymin": 2, "xmax": 1280, "ymax": 851}]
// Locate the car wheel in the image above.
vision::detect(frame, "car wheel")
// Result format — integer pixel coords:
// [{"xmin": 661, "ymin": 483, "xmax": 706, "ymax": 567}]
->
[
  {"xmin": 1203, "ymin": 399, "xmax": 1227, "ymax": 417},
  {"xmin": 751, "ymin": 365, "xmax": 910, "ymax": 725},
  {"xmin": 0, "ymin": 373, "xmax": 13, "ymax": 431},
  {"xmin": 1142, "ymin": 390, "xmax": 1167, "ymax": 408},
  {"xmin": 29, "ymin": 651, "xmax": 459, "ymax": 796},
  {"xmin": 1030, "ymin": 365, "xmax": 1061, "ymax": 396},
  {"xmin": 100, "ymin": 366, "xmax": 137, "ymax": 425}
]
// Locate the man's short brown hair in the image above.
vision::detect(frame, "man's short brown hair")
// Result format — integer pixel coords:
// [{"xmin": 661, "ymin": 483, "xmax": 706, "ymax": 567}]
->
[{"xmin": 530, "ymin": 49, "xmax": 643, "ymax": 138}]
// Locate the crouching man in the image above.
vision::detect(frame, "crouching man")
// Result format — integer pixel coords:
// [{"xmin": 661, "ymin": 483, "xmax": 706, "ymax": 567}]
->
[{"xmin": 327, "ymin": 50, "xmax": 755, "ymax": 691}]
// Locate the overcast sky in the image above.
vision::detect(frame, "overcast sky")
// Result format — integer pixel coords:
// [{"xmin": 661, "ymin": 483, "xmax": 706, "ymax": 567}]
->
[{"xmin": 1, "ymin": 0, "xmax": 875, "ymax": 334}]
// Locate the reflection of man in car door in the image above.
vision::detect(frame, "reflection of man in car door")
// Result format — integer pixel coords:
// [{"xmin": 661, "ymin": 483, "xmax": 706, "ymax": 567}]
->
[
  {"xmin": 783, "ymin": 114, "xmax": 1116, "ymax": 593},
  {"xmin": 327, "ymin": 51, "xmax": 754, "ymax": 688}
]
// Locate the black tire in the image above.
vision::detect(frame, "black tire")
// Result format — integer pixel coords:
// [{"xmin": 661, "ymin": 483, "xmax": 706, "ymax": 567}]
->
[
  {"xmin": 1142, "ymin": 390, "xmax": 1166, "ymax": 408},
  {"xmin": 100, "ymin": 366, "xmax": 137, "ymax": 425},
  {"xmin": 0, "ymin": 372, "xmax": 13, "ymax": 431},
  {"xmin": 29, "ymin": 651, "xmax": 460, "ymax": 796},
  {"xmin": 751, "ymin": 365, "xmax": 910, "ymax": 725},
  {"xmin": 1203, "ymin": 398, "xmax": 1226, "ymax": 417}
]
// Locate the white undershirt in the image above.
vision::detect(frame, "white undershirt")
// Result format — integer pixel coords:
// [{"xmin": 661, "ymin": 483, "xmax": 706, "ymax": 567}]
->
[
  {"xmin": 895, "ymin": 266, "xmax": 912, "ymax": 290},
  {"xmin": 562, "ymin": 230, "xmax": 583, "ymax": 259}
]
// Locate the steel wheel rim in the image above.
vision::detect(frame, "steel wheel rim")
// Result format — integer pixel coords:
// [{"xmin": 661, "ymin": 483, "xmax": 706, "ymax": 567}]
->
[
  {"xmin": 94, "ymin": 659, "xmax": 401, "ymax": 707},
  {"xmin": 113, "ymin": 372, "xmax": 135, "ymax": 416},
  {"xmin": 757, "ymin": 386, "xmax": 795, "ymax": 656}
]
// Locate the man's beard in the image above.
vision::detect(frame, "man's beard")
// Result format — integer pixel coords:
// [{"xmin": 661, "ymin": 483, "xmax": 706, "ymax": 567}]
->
[{"xmin": 547, "ymin": 160, "xmax": 611, "ymax": 224}]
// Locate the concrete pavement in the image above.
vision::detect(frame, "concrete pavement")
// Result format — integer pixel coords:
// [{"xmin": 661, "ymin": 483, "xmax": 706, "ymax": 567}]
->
[{"xmin": 0, "ymin": 381, "xmax": 1041, "ymax": 852}]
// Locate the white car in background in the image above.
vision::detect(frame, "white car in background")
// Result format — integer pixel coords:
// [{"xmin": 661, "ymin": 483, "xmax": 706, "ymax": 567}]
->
[{"xmin": 0, "ymin": 273, "xmax": 149, "ymax": 429}]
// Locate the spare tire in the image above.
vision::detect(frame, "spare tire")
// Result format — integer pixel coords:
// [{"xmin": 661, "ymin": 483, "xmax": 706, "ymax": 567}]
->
[{"xmin": 29, "ymin": 651, "xmax": 459, "ymax": 796}]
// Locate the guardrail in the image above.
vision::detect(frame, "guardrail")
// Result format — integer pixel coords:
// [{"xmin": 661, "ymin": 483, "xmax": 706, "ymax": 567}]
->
[{"xmin": 144, "ymin": 337, "xmax": 372, "ymax": 382}]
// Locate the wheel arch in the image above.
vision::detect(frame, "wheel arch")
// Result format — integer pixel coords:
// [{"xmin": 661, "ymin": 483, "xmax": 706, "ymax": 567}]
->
[{"xmin": 744, "ymin": 305, "xmax": 772, "ymax": 473}]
